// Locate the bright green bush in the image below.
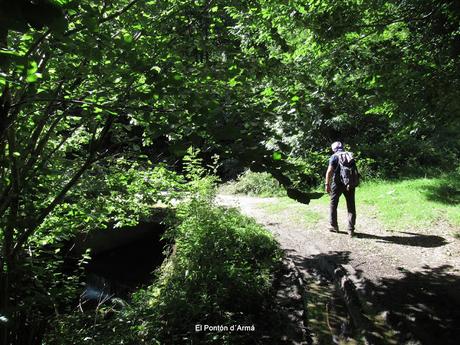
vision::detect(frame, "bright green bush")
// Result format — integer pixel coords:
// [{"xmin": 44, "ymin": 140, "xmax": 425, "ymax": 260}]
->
[
  {"xmin": 221, "ymin": 170, "xmax": 286, "ymax": 196},
  {"xmin": 354, "ymin": 155, "xmax": 381, "ymax": 181},
  {"xmin": 285, "ymin": 151, "xmax": 329, "ymax": 188}
]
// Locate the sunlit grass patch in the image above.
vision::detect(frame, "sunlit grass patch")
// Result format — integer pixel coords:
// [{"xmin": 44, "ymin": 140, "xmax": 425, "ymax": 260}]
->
[
  {"xmin": 357, "ymin": 173, "xmax": 460, "ymax": 231},
  {"xmin": 258, "ymin": 197, "xmax": 295, "ymax": 213},
  {"xmin": 256, "ymin": 173, "xmax": 459, "ymax": 233}
]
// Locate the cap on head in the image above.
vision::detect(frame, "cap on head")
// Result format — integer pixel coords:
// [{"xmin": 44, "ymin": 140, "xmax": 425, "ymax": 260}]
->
[{"xmin": 331, "ymin": 141, "xmax": 343, "ymax": 152}]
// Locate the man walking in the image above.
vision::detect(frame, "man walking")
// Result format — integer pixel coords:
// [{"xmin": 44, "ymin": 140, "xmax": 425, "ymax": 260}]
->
[{"xmin": 325, "ymin": 141, "xmax": 357, "ymax": 236}]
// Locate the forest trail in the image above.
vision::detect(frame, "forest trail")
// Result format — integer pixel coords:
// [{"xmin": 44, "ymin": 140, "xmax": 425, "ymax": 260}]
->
[{"xmin": 217, "ymin": 194, "xmax": 460, "ymax": 345}]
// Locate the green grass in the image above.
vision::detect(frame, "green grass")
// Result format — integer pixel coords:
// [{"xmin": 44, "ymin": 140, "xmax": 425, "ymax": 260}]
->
[
  {"xmin": 356, "ymin": 175, "xmax": 460, "ymax": 230},
  {"xmin": 255, "ymin": 173, "xmax": 460, "ymax": 233},
  {"xmin": 258, "ymin": 198, "xmax": 298, "ymax": 213}
]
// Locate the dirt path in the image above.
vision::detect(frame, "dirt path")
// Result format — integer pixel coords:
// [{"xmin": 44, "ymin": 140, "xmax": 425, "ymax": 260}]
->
[{"xmin": 216, "ymin": 194, "xmax": 460, "ymax": 345}]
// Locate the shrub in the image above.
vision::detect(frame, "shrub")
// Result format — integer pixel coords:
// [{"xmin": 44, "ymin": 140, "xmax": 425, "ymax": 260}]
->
[
  {"xmin": 221, "ymin": 170, "xmax": 286, "ymax": 196},
  {"xmin": 285, "ymin": 151, "xmax": 329, "ymax": 188},
  {"xmin": 354, "ymin": 155, "xmax": 381, "ymax": 181},
  {"xmin": 150, "ymin": 200, "xmax": 283, "ymax": 343},
  {"xmin": 45, "ymin": 151, "xmax": 283, "ymax": 344},
  {"xmin": 45, "ymin": 200, "xmax": 282, "ymax": 344}
]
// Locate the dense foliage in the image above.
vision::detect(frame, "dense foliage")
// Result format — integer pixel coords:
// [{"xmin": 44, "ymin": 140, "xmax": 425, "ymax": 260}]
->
[
  {"xmin": 45, "ymin": 179, "xmax": 282, "ymax": 344},
  {"xmin": 1, "ymin": 0, "xmax": 459, "ymax": 343}
]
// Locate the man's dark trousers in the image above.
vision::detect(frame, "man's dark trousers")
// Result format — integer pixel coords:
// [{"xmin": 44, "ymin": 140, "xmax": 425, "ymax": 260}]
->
[{"xmin": 329, "ymin": 183, "xmax": 356, "ymax": 231}]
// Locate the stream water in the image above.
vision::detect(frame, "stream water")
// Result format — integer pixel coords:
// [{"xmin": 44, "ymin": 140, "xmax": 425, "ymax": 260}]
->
[{"xmin": 71, "ymin": 221, "xmax": 167, "ymax": 306}]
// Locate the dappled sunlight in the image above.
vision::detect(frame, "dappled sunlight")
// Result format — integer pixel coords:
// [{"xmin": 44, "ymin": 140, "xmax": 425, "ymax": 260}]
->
[{"xmin": 1, "ymin": 0, "xmax": 459, "ymax": 343}]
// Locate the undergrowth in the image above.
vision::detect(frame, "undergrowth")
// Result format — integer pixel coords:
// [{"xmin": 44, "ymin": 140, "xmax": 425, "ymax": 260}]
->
[
  {"xmin": 45, "ymin": 149, "xmax": 283, "ymax": 344},
  {"xmin": 220, "ymin": 170, "xmax": 286, "ymax": 197}
]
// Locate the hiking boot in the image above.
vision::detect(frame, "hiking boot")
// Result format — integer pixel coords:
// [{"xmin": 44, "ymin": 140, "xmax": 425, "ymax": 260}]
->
[{"xmin": 328, "ymin": 226, "xmax": 339, "ymax": 233}]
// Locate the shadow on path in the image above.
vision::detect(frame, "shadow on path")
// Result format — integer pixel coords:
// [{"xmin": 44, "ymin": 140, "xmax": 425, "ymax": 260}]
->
[
  {"xmin": 254, "ymin": 257, "xmax": 310, "ymax": 344},
  {"xmin": 286, "ymin": 250, "xmax": 460, "ymax": 345},
  {"xmin": 283, "ymin": 250, "xmax": 359, "ymax": 344},
  {"xmin": 292, "ymin": 250, "xmax": 352, "ymax": 271},
  {"xmin": 368, "ymin": 264, "xmax": 460, "ymax": 345},
  {"xmin": 354, "ymin": 231, "xmax": 447, "ymax": 248},
  {"xmin": 287, "ymin": 249, "xmax": 361, "ymax": 281}
]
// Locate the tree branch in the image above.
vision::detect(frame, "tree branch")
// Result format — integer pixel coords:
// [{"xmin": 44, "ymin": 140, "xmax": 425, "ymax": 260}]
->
[
  {"xmin": 328, "ymin": 6, "xmax": 440, "ymax": 32},
  {"xmin": 26, "ymin": 29, "xmax": 52, "ymax": 58},
  {"xmin": 11, "ymin": 114, "xmax": 116, "ymax": 257},
  {"xmin": 12, "ymin": 158, "xmax": 93, "ymax": 257},
  {"xmin": 11, "ymin": 97, "xmax": 176, "ymax": 113},
  {"xmin": 99, "ymin": 0, "xmax": 141, "ymax": 25}
]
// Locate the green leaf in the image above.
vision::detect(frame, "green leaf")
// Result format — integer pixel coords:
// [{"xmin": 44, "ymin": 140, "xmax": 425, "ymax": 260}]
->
[
  {"xmin": 26, "ymin": 74, "xmax": 39, "ymax": 83},
  {"xmin": 273, "ymin": 152, "xmax": 282, "ymax": 161},
  {"xmin": 123, "ymin": 33, "xmax": 133, "ymax": 43},
  {"xmin": 151, "ymin": 66, "xmax": 161, "ymax": 73},
  {"xmin": 261, "ymin": 87, "xmax": 274, "ymax": 96},
  {"xmin": 26, "ymin": 61, "xmax": 40, "ymax": 83},
  {"xmin": 0, "ymin": 49, "xmax": 22, "ymax": 58},
  {"xmin": 228, "ymin": 77, "xmax": 239, "ymax": 87}
]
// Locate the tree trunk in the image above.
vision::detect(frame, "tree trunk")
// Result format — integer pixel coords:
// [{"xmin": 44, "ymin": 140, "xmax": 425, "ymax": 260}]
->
[{"xmin": 0, "ymin": 24, "xmax": 10, "ymax": 345}]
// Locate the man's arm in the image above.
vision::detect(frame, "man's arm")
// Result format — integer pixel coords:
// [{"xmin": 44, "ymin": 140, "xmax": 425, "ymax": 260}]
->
[{"xmin": 325, "ymin": 164, "xmax": 334, "ymax": 193}]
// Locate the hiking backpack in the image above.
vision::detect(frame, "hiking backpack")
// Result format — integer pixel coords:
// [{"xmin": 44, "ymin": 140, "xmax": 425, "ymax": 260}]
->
[{"xmin": 334, "ymin": 151, "xmax": 360, "ymax": 189}]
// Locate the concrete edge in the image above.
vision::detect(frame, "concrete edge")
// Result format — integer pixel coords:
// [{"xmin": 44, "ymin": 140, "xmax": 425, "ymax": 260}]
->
[
  {"xmin": 308, "ymin": 255, "xmax": 379, "ymax": 345},
  {"xmin": 284, "ymin": 258, "xmax": 313, "ymax": 345}
]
